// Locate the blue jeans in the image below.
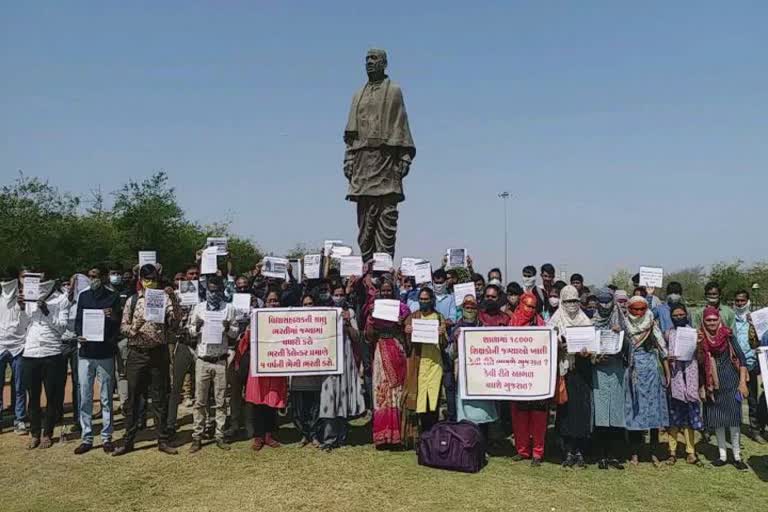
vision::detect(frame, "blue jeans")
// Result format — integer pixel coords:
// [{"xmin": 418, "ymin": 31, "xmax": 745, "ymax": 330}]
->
[
  {"xmin": 0, "ymin": 351, "xmax": 26, "ymax": 424},
  {"xmin": 78, "ymin": 357, "xmax": 114, "ymax": 444}
]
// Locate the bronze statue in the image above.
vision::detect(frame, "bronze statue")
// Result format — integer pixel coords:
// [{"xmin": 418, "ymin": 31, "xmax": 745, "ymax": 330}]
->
[{"xmin": 343, "ymin": 48, "xmax": 415, "ymax": 263}]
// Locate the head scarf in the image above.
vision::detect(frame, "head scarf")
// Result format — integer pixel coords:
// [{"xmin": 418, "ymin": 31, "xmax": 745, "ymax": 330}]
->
[
  {"xmin": 548, "ymin": 285, "xmax": 592, "ymax": 375},
  {"xmin": 510, "ymin": 292, "xmax": 544, "ymax": 327},
  {"xmin": 592, "ymin": 287, "xmax": 620, "ymax": 330},
  {"xmin": 699, "ymin": 306, "xmax": 739, "ymax": 395}
]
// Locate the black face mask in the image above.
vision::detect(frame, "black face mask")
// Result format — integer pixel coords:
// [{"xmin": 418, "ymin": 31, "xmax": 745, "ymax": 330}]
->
[
  {"xmin": 672, "ymin": 317, "xmax": 688, "ymax": 328},
  {"xmin": 236, "ymin": 287, "xmax": 250, "ymax": 293}
]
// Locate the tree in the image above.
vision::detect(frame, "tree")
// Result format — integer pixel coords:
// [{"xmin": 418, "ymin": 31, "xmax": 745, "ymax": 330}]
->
[
  {"xmin": 608, "ymin": 269, "xmax": 633, "ymax": 292},
  {"xmin": 665, "ymin": 266, "xmax": 706, "ymax": 301},
  {"xmin": 708, "ymin": 261, "xmax": 751, "ymax": 301}
]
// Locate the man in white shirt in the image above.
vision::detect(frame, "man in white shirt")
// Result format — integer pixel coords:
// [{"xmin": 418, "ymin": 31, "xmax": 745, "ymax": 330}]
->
[
  {"xmin": 21, "ymin": 273, "xmax": 69, "ymax": 449},
  {"xmin": 0, "ymin": 272, "xmax": 30, "ymax": 435},
  {"xmin": 187, "ymin": 276, "xmax": 238, "ymax": 452}
]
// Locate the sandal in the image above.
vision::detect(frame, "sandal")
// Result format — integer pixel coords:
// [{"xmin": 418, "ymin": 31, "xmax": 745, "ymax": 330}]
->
[
  {"xmin": 686, "ymin": 454, "xmax": 701, "ymax": 465},
  {"xmin": 665, "ymin": 456, "xmax": 677, "ymax": 466}
]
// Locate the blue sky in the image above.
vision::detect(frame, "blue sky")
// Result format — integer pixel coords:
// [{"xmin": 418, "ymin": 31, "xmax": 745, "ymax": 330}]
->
[{"xmin": 2, "ymin": 1, "xmax": 766, "ymax": 284}]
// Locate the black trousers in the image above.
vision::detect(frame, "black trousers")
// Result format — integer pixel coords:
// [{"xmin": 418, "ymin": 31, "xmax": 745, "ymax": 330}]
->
[
  {"xmin": 246, "ymin": 403, "xmax": 277, "ymax": 438},
  {"xmin": 23, "ymin": 355, "xmax": 64, "ymax": 438},
  {"xmin": 594, "ymin": 426, "xmax": 625, "ymax": 459},
  {"xmin": 747, "ymin": 368, "xmax": 763, "ymax": 429},
  {"xmin": 629, "ymin": 429, "xmax": 659, "ymax": 455},
  {"xmin": 442, "ymin": 358, "xmax": 457, "ymax": 422},
  {"xmin": 166, "ymin": 343, "xmax": 196, "ymax": 433},
  {"xmin": 123, "ymin": 345, "xmax": 170, "ymax": 444}
]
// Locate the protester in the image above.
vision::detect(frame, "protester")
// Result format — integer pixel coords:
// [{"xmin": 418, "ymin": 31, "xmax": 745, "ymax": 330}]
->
[
  {"xmin": 479, "ymin": 285, "xmax": 510, "ymax": 327},
  {"xmin": 472, "ymin": 273, "xmax": 486, "ymax": 299},
  {"xmin": 570, "ymin": 273, "xmax": 588, "ymax": 297},
  {"xmin": 666, "ymin": 304, "xmax": 703, "ymax": 465},
  {"xmin": 429, "ymin": 269, "xmax": 457, "ymax": 421},
  {"xmin": 113, "ymin": 264, "xmax": 181, "ymax": 456},
  {"xmin": 364, "ymin": 277, "xmax": 409, "ymax": 448},
  {"xmin": 501, "ymin": 282, "xmax": 522, "ymax": 315},
  {"xmin": 655, "ymin": 281, "xmax": 684, "ymax": 334},
  {"xmin": 73, "ymin": 265, "xmax": 121, "ymax": 454},
  {"xmin": 623, "ymin": 296, "xmax": 669, "ymax": 466},
  {"xmin": 509, "ymin": 292, "xmax": 547, "ymax": 467},
  {"xmin": 549, "ymin": 284, "xmax": 592, "ymax": 468},
  {"xmin": 292, "ymin": 293, "xmax": 324, "ymax": 447},
  {"xmin": 403, "ymin": 287, "xmax": 447, "ymax": 446},
  {"xmin": 692, "ymin": 282, "xmax": 735, "ymax": 330},
  {"xmin": 240, "ymin": 290, "xmax": 288, "ymax": 451},
  {"xmin": 591, "ymin": 287, "xmax": 626, "ymax": 470},
  {"xmin": 521, "ymin": 265, "xmax": 546, "ymax": 313},
  {"xmin": 733, "ymin": 290, "xmax": 764, "ymax": 443},
  {"xmin": 21, "ymin": 273, "xmax": 68, "ymax": 449},
  {"xmin": 698, "ymin": 306, "xmax": 750, "ymax": 470},
  {"xmin": 0, "ymin": 272, "xmax": 29, "ymax": 435},
  {"xmin": 614, "ymin": 290, "xmax": 629, "ymax": 316}
]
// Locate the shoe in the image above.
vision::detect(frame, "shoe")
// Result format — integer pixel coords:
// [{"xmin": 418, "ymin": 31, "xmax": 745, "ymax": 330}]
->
[
  {"xmin": 251, "ymin": 437, "xmax": 264, "ymax": 451},
  {"xmin": 629, "ymin": 455, "xmax": 639, "ymax": 466},
  {"xmin": 73, "ymin": 443, "xmax": 92, "ymax": 455},
  {"xmin": 685, "ymin": 454, "xmax": 700, "ymax": 465},
  {"xmin": 112, "ymin": 442, "xmax": 135, "ymax": 456},
  {"xmin": 216, "ymin": 439, "xmax": 231, "ymax": 451},
  {"xmin": 651, "ymin": 455, "xmax": 661, "ymax": 468},
  {"xmin": 608, "ymin": 459, "xmax": 625, "ymax": 470},
  {"xmin": 561, "ymin": 453, "xmax": 576, "ymax": 468},
  {"xmin": 15, "ymin": 422, "xmax": 28, "ymax": 435},
  {"xmin": 711, "ymin": 459, "xmax": 727, "ymax": 467},
  {"xmin": 575, "ymin": 453, "xmax": 586, "ymax": 469},
  {"xmin": 598, "ymin": 458, "xmax": 609, "ymax": 470},
  {"xmin": 733, "ymin": 460, "xmax": 749, "ymax": 471},
  {"xmin": 189, "ymin": 440, "xmax": 203, "ymax": 454},
  {"xmin": 264, "ymin": 433, "xmax": 281, "ymax": 448},
  {"xmin": 102, "ymin": 441, "xmax": 115, "ymax": 453},
  {"xmin": 511, "ymin": 453, "xmax": 527, "ymax": 462},
  {"xmin": 39, "ymin": 436, "xmax": 53, "ymax": 449},
  {"xmin": 27, "ymin": 436, "xmax": 41, "ymax": 450},
  {"xmin": 665, "ymin": 456, "xmax": 677, "ymax": 466},
  {"xmin": 158, "ymin": 442, "xmax": 178, "ymax": 455},
  {"xmin": 531, "ymin": 458, "xmax": 542, "ymax": 468}
]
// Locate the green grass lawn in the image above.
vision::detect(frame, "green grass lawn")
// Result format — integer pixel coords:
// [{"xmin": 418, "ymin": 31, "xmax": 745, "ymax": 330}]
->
[{"xmin": 1, "ymin": 409, "xmax": 767, "ymax": 512}]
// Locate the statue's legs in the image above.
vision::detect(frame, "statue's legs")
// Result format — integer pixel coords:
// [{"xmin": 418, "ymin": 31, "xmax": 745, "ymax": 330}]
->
[{"xmin": 356, "ymin": 195, "xmax": 399, "ymax": 263}]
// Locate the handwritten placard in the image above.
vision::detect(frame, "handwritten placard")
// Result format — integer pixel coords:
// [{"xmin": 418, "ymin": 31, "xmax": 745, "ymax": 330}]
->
[
  {"xmin": 639, "ymin": 266, "xmax": 663, "ymax": 288},
  {"xmin": 250, "ymin": 307, "xmax": 343, "ymax": 377},
  {"xmin": 458, "ymin": 326, "xmax": 557, "ymax": 401}
]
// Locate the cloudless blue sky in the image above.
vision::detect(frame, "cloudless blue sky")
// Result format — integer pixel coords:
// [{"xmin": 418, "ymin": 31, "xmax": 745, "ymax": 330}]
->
[{"xmin": 2, "ymin": 1, "xmax": 766, "ymax": 284}]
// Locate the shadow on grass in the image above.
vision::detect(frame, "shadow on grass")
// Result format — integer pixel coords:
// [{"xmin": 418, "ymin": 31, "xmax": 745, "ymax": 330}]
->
[{"xmin": 747, "ymin": 455, "xmax": 768, "ymax": 481}]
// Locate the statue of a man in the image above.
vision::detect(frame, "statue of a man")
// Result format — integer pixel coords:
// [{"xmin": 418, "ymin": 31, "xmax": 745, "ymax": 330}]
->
[{"xmin": 343, "ymin": 48, "xmax": 415, "ymax": 263}]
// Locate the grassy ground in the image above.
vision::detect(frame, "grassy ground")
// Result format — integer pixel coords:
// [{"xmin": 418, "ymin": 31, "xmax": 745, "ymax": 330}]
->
[{"xmin": 1, "ymin": 406, "xmax": 767, "ymax": 512}]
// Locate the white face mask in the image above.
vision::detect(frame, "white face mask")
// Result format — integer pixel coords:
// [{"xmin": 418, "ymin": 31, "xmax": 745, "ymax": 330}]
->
[
  {"xmin": 735, "ymin": 301, "xmax": 751, "ymax": 318},
  {"xmin": 549, "ymin": 297, "xmax": 560, "ymax": 308},
  {"xmin": 489, "ymin": 278, "xmax": 502, "ymax": 287},
  {"xmin": 522, "ymin": 276, "xmax": 536, "ymax": 288}
]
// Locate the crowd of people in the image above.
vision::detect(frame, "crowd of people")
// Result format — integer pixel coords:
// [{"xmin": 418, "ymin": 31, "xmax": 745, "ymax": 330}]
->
[{"xmin": 1, "ymin": 252, "xmax": 766, "ymax": 473}]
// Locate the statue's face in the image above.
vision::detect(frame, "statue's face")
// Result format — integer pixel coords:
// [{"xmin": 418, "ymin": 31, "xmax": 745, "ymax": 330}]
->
[{"xmin": 366, "ymin": 53, "xmax": 386, "ymax": 75}]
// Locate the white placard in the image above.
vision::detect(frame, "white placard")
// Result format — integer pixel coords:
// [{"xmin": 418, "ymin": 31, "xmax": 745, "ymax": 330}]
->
[
  {"xmin": 639, "ymin": 266, "xmax": 664, "ymax": 288},
  {"xmin": 202, "ymin": 309, "xmax": 226, "ymax": 344},
  {"xmin": 200, "ymin": 246, "xmax": 219, "ymax": 275},
  {"xmin": 22, "ymin": 274, "xmax": 42, "ymax": 302},
  {"xmin": 287, "ymin": 259, "xmax": 302, "ymax": 282},
  {"xmin": 233, "ymin": 293, "xmax": 251, "ymax": 315},
  {"xmin": 373, "ymin": 253, "xmax": 394, "ymax": 272},
  {"xmin": 446, "ymin": 248, "xmax": 467, "ymax": 270},
  {"xmin": 750, "ymin": 307, "xmax": 768, "ymax": 342},
  {"xmin": 144, "ymin": 289, "xmax": 167, "ymax": 324},
  {"xmin": 72, "ymin": 274, "xmax": 90, "ymax": 300},
  {"xmin": 566, "ymin": 326, "xmax": 599, "ymax": 354},
  {"xmin": 414, "ymin": 262, "xmax": 433, "ymax": 284},
  {"xmin": 598, "ymin": 330, "xmax": 624, "ymax": 355},
  {"xmin": 206, "ymin": 237, "xmax": 229, "ymax": 256},
  {"xmin": 324, "ymin": 240, "xmax": 344, "ymax": 257},
  {"xmin": 758, "ymin": 348, "xmax": 768, "ymax": 410},
  {"xmin": 178, "ymin": 280, "xmax": 200, "ymax": 306},
  {"xmin": 339, "ymin": 255, "xmax": 363, "ymax": 277},
  {"xmin": 262, "ymin": 257, "xmax": 289, "ymax": 279},
  {"xmin": 400, "ymin": 257, "xmax": 424, "ymax": 277},
  {"xmin": 372, "ymin": 299, "xmax": 401, "ymax": 322},
  {"xmin": 330, "ymin": 245, "xmax": 353, "ymax": 259},
  {"xmin": 303, "ymin": 254, "xmax": 322, "ymax": 280},
  {"xmin": 411, "ymin": 319, "xmax": 439, "ymax": 344},
  {"xmin": 672, "ymin": 327, "xmax": 698, "ymax": 362},
  {"xmin": 453, "ymin": 282, "xmax": 477, "ymax": 307},
  {"xmin": 82, "ymin": 309, "xmax": 105, "ymax": 342},
  {"xmin": 138, "ymin": 251, "xmax": 157, "ymax": 267}
]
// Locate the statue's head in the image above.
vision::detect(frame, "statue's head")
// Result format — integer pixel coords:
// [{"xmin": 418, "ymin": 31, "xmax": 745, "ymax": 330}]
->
[{"xmin": 366, "ymin": 49, "xmax": 387, "ymax": 79}]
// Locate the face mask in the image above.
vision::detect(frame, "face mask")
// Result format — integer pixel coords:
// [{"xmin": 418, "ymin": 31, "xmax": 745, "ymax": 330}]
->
[
  {"xmin": 735, "ymin": 301, "xmax": 751, "ymax": 318},
  {"xmin": 419, "ymin": 301, "xmax": 432, "ymax": 312},
  {"xmin": 433, "ymin": 282, "xmax": 447, "ymax": 295},
  {"xmin": 672, "ymin": 317, "xmax": 688, "ymax": 328},
  {"xmin": 522, "ymin": 276, "xmax": 536, "ymax": 288},
  {"xmin": 597, "ymin": 302, "xmax": 613, "ymax": 316},
  {"xmin": 236, "ymin": 287, "xmax": 250, "ymax": 293},
  {"xmin": 666, "ymin": 293, "xmax": 681, "ymax": 304},
  {"xmin": 706, "ymin": 296, "xmax": 720, "ymax": 306},
  {"xmin": 489, "ymin": 278, "xmax": 502, "ymax": 287},
  {"xmin": 549, "ymin": 297, "xmax": 560, "ymax": 308},
  {"xmin": 332, "ymin": 296, "xmax": 346, "ymax": 307},
  {"xmin": 142, "ymin": 279, "xmax": 158, "ymax": 290},
  {"xmin": 563, "ymin": 302, "xmax": 580, "ymax": 315},
  {"xmin": 109, "ymin": 275, "xmax": 123, "ymax": 286},
  {"xmin": 399, "ymin": 290, "xmax": 409, "ymax": 301},
  {"xmin": 319, "ymin": 292, "xmax": 331, "ymax": 301},
  {"xmin": 206, "ymin": 289, "xmax": 225, "ymax": 309},
  {"xmin": 584, "ymin": 308, "xmax": 596, "ymax": 319},
  {"xmin": 462, "ymin": 309, "xmax": 478, "ymax": 323}
]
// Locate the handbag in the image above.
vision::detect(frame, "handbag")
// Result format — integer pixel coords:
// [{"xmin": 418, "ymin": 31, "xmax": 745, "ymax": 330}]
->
[{"xmin": 417, "ymin": 420, "xmax": 486, "ymax": 473}]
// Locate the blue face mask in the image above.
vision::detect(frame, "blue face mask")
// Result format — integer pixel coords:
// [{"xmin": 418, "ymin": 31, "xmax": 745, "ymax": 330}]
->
[{"xmin": 419, "ymin": 301, "xmax": 432, "ymax": 312}]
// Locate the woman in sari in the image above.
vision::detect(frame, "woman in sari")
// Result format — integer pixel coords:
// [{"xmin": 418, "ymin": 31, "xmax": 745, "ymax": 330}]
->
[
  {"xmin": 549, "ymin": 285, "xmax": 593, "ymax": 468},
  {"xmin": 236, "ymin": 289, "xmax": 288, "ymax": 451},
  {"xmin": 364, "ymin": 278, "xmax": 410, "ymax": 448},
  {"xmin": 316, "ymin": 285, "xmax": 366, "ymax": 450},
  {"xmin": 623, "ymin": 296, "xmax": 669, "ymax": 466},
  {"xmin": 591, "ymin": 287, "xmax": 627, "ymax": 470},
  {"xmin": 451, "ymin": 296, "xmax": 498, "ymax": 442},
  {"xmin": 698, "ymin": 306, "xmax": 749, "ymax": 470},
  {"xmin": 665, "ymin": 303, "xmax": 703, "ymax": 465},
  {"xmin": 509, "ymin": 292, "xmax": 548, "ymax": 467},
  {"xmin": 403, "ymin": 287, "xmax": 447, "ymax": 446}
]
